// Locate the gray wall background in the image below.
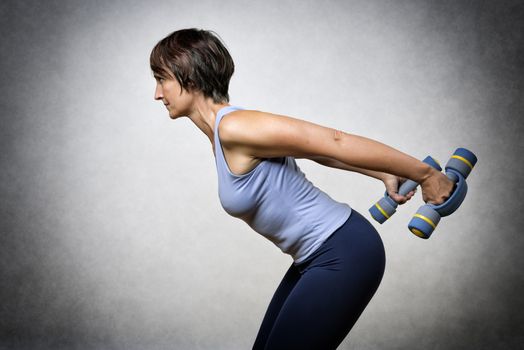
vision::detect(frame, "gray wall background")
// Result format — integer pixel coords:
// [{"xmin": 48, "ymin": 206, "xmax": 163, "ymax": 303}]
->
[{"xmin": 1, "ymin": 0, "xmax": 523, "ymax": 349}]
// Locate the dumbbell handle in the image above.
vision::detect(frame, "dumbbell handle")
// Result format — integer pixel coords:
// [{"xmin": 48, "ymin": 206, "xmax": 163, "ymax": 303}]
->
[{"xmin": 397, "ymin": 179, "xmax": 419, "ymax": 197}]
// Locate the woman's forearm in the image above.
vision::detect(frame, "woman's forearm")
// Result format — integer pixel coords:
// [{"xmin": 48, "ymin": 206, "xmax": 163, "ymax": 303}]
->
[
  {"xmin": 331, "ymin": 132, "xmax": 433, "ymax": 184},
  {"xmin": 307, "ymin": 156, "xmax": 388, "ymax": 181}
]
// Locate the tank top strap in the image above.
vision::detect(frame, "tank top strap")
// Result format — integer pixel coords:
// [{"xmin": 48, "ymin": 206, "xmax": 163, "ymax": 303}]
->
[
  {"xmin": 215, "ymin": 105, "xmax": 244, "ymax": 133},
  {"xmin": 214, "ymin": 105, "xmax": 245, "ymax": 176}
]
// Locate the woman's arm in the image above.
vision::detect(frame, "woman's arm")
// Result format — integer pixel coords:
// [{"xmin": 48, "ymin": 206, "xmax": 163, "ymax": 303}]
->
[
  {"xmin": 220, "ymin": 110, "xmax": 431, "ymax": 183},
  {"xmin": 302, "ymin": 155, "xmax": 388, "ymax": 181},
  {"xmin": 220, "ymin": 110, "xmax": 454, "ymax": 204},
  {"xmin": 304, "ymin": 155, "xmax": 416, "ymax": 204}
]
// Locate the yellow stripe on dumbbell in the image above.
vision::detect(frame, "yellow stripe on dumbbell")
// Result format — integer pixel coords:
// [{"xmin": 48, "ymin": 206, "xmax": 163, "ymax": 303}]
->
[
  {"xmin": 413, "ymin": 214, "xmax": 436, "ymax": 229},
  {"xmin": 410, "ymin": 228, "xmax": 427, "ymax": 238},
  {"xmin": 451, "ymin": 155, "xmax": 473, "ymax": 169},
  {"xmin": 374, "ymin": 203, "xmax": 390, "ymax": 219}
]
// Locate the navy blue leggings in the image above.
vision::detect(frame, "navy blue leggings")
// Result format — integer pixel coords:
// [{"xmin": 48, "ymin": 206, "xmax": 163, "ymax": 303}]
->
[{"xmin": 252, "ymin": 210, "xmax": 386, "ymax": 350}]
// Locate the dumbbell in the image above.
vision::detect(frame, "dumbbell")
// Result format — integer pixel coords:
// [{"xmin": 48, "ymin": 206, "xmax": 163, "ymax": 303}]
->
[
  {"xmin": 369, "ymin": 155, "xmax": 442, "ymax": 224},
  {"xmin": 408, "ymin": 148, "xmax": 477, "ymax": 239}
]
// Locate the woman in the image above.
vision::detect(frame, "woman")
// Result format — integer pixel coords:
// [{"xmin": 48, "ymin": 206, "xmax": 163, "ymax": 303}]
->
[{"xmin": 150, "ymin": 28, "xmax": 454, "ymax": 350}]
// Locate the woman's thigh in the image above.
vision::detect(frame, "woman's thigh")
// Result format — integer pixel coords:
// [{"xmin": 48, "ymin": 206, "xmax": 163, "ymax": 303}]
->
[{"xmin": 252, "ymin": 263, "xmax": 301, "ymax": 350}]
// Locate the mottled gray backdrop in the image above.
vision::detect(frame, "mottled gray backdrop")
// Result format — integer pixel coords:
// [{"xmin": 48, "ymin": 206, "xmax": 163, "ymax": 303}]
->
[{"xmin": 1, "ymin": 0, "xmax": 523, "ymax": 349}]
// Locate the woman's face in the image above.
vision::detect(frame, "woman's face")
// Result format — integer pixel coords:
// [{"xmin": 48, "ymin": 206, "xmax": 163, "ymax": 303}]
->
[{"xmin": 154, "ymin": 76, "xmax": 195, "ymax": 119}]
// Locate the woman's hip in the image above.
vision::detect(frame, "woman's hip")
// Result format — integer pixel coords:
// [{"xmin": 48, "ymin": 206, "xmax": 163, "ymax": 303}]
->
[{"xmin": 295, "ymin": 209, "xmax": 386, "ymax": 276}]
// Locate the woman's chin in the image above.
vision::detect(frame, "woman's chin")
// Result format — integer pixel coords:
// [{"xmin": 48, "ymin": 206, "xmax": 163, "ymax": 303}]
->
[{"xmin": 169, "ymin": 112, "xmax": 181, "ymax": 120}]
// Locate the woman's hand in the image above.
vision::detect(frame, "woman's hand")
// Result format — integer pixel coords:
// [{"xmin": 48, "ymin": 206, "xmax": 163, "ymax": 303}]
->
[
  {"xmin": 382, "ymin": 174, "xmax": 417, "ymax": 205},
  {"xmin": 420, "ymin": 168, "xmax": 455, "ymax": 205}
]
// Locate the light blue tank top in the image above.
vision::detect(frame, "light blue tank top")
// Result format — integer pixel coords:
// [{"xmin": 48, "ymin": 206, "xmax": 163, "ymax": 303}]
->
[{"xmin": 214, "ymin": 105, "xmax": 352, "ymax": 265}]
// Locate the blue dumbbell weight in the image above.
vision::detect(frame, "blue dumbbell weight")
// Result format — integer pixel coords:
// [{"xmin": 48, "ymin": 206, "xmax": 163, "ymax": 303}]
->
[
  {"xmin": 369, "ymin": 155, "xmax": 442, "ymax": 224},
  {"xmin": 408, "ymin": 148, "xmax": 478, "ymax": 239}
]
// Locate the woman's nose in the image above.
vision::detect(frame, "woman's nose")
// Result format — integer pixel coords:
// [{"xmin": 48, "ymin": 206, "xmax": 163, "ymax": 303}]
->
[{"xmin": 154, "ymin": 83, "xmax": 163, "ymax": 100}]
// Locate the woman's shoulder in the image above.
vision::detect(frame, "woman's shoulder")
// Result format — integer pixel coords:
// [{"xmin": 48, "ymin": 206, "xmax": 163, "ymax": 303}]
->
[
  {"xmin": 218, "ymin": 108, "xmax": 342, "ymax": 160},
  {"xmin": 218, "ymin": 109, "xmax": 259, "ymax": 145},
  {"xmin": 218, "ymin": 110, "xmax": 266, "ymax": 170},
  {"xmin": 219, "ymin": 109, "xmax": 291, "ymax": 139},
  {"xmin": 220, "ymin": 108, "xmax": 259, "ymax": 124}
]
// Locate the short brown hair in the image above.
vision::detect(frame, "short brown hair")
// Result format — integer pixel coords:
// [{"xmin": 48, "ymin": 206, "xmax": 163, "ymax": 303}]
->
[{"xmin": 150, "ymin": 28, "xmax": 234, "ymax": 104}]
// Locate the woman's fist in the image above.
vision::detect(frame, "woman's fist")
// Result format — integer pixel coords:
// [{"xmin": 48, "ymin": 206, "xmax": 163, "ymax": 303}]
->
[
  {"xmin": 420, "ymin": 168, "xmax": 455, "ymax": 205},
  {"xmin": 382, "ymin": 174, "xmax": 417, "ymax": 205}
]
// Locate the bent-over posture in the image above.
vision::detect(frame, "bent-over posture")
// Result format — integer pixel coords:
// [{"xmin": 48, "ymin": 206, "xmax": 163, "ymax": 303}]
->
[{"xmin": 149, "ymin": 28, "xmax": 454, "ymax": 350}]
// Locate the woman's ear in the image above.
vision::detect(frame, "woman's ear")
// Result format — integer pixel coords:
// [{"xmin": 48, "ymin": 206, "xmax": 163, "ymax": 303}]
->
[{"xmin": 185, "ymin": 81, "xmax": 197, "ymax": 93}]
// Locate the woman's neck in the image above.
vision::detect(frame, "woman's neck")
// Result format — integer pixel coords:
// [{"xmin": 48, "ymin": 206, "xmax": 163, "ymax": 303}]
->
[{"xmin": 188, "ymin": 96, "xmax": 230, "ymax": 147}]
